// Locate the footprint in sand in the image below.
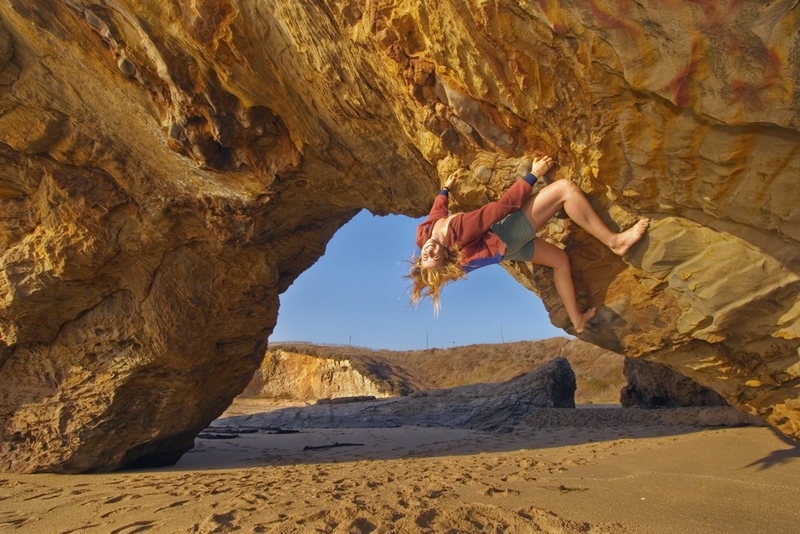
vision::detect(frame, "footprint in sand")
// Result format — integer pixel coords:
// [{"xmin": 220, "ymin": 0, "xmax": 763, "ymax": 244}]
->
[
  {"xmin": 415, "ymin": 509, "xmax": 438, "ymax": 529},
  {"xmin": 154, "ymin": 499, "xmax": 190, "ymax": 512},
  {"xmin": 23, "ymin": 489, "xmax": 63, "ymax": 501},
  {"xmin": 0, "ymin": 517, "xmax": 29, "ymax": 528},
  {"xmin": 349, "ymin": 517, "xmax": 378, "ymax": 534},
  {"xmin": 194, "ymin": 511, "xmax": 238, "ymax": 533},
  {"xmin": 110, "ymin": 521, "xmax": 155, "ymax": 534},
  {"xmin": 485, "ymin": 486, "xmax": 522, "ymax": 496}
]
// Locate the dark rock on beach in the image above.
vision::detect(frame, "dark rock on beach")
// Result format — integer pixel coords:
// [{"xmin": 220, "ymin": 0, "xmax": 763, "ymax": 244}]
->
[{"xmin": 218, "ymin": 358, "xmax": 576, "ymax": 433}]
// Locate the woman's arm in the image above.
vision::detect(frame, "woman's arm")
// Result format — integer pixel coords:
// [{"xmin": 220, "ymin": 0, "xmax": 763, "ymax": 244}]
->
[
  {"xmin": 453, "ymin": 174, "xmax": 537, "ymax": 244},
  {"xmin": 414, "ymin": 172, "xmax": 457, "ymax": 247},
  {"xmin": 426, "ymin": 171, "xmax": 458, "ymax": 219}
]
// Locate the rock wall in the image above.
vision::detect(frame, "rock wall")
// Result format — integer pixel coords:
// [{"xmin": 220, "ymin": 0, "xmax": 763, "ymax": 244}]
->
[
  {"xmin": 1, "ymin": 1, "xmax": 799, "ymax": 472},
  {"xmin": 240, "ymin": 349, "xmax": 393, "ymax": 400}
]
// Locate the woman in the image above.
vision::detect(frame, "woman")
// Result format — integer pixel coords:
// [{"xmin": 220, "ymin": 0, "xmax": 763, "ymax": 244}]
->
[{"xmin": 408, "ymin": 154, "xmax": 650, "ymax": 333}]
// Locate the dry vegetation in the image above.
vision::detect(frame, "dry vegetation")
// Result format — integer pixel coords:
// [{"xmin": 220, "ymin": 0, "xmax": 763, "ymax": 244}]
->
[{"xmin": 268, "ymin": 337, "xmax": 625, "ymax": 404}]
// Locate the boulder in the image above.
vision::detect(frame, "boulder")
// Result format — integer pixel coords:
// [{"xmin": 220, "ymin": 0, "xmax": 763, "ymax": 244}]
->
[{"xmin": 0, "ymin": 1, "xmax": 799, "ymax": 472}]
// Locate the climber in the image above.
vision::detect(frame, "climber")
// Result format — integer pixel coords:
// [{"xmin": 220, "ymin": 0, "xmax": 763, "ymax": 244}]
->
[{"xmin": 407, "ymin": 154, "xmax": 650, "ymax": 333}]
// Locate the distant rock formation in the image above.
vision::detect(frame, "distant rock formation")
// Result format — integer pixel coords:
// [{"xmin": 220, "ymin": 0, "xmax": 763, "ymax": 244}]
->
[
  {"xmin": 1, "ymin": 1, "xmax": 799, "ymax": 472},
  {"xmin": 247, "ymin": 338, "xmax": 623, "ymax": 403},
  {"xmin": 225, "ymin": 358, "xmax": 576, "ymax": 432},
  {"xmin": 250, "ymin": 341, "xmax": 723, "ymax": 409},
  {"xmin": 620, "ymin": 358, "xmax": 728, "ymax": 409},
  {"xmin": 240, "ymin": 349, "xmax": 397, "ymax": 400}
]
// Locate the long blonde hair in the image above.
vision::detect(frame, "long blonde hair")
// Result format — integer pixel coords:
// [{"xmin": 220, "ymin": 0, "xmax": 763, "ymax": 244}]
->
[{"xmin": 406, "ymin": 245, "xmax": 466, "ymax": 315}]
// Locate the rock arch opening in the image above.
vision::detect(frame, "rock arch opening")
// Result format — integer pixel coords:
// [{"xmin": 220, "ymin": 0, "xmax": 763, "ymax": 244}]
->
[{"xmin": 270, "ymin": 210, "xmax": 563, "ymax": 350}]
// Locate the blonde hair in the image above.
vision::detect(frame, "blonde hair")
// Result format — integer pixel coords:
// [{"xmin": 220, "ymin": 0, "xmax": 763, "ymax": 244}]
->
[{"xmin": 406, "ymin": 245, "xmax": 466, "ymax": 315}]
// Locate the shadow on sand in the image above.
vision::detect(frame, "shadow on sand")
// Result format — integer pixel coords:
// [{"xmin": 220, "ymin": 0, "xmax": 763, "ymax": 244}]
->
[
  {"xmin": 746, "ymin": 428, "xmax": 800, "ymax": 470},
  {"xmin": 159, "ymin": 403, "xmax": 779, "ymax": 471}
]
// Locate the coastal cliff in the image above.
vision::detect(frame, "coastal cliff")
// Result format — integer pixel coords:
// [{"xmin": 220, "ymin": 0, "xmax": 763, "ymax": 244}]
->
[
  {"xmin": 240, "ymin": 349, "xmax": 396, "ymax": 401},
  {"xmin": 1, "ymin": 1, "xmax": 799, "ymax": 472}
]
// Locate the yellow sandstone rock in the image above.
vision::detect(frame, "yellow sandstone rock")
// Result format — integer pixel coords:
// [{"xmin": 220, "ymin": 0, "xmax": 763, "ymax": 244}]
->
[
  {"xmin": 0, "ymin": 0, "xmax": 799, "ymax": 472},
  {"xmin": 241, "ymin": 349, "xmax": 394, "ymax": 401}
]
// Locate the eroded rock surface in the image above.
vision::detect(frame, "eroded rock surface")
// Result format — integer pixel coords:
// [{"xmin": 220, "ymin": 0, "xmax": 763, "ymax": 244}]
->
[{"xmin": 1, "ymin": 1, "xmax": 799, "ymax": 472}]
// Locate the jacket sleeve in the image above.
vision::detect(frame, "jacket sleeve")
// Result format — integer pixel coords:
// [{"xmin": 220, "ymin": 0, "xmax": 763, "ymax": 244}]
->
[
  {"xmin": 454, "ymin": 175, "xmax": 536, "ymax": 245},
  {"xmin": 415, "ymin": 190, "xmax": 450, "ymax": 248}
]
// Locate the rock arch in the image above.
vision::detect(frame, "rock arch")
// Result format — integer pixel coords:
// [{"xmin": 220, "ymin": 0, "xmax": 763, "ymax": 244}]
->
[{"xmin": 0, "ymin": 1, "xmax": 798, "ymax": 472}]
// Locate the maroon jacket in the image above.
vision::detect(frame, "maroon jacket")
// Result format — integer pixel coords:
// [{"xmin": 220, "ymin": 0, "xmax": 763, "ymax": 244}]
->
[{"xmin": 415, "ymin": 174, "xmax": 537, "ymax": 272}]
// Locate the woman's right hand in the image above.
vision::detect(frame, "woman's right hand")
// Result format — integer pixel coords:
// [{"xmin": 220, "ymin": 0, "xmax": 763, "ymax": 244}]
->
[
  {"xmin": 444, "ymin": 171, "xmax": 458, "ymax": 190},
  {"xmin": 530, "ymin": 154, "xmax": 554, "ymax": 176}
]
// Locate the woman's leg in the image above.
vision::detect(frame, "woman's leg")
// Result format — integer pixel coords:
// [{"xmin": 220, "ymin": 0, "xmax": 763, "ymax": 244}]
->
[
  {"xmin": 522, "ymin": 180, "xmax": 649, "ymax": 255},
  {"xmin": 530, "ymin": 238, "xmax": 596, "ymax": 334}
]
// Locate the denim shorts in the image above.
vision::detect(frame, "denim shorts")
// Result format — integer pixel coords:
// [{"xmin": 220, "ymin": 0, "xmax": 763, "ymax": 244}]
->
[{"xmin": 491, "ymin": 210, "xmax": 536, "ymax": 261}]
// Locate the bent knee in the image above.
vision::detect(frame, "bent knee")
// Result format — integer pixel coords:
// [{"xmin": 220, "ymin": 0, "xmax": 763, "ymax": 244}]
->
[
  {"xmin": 550, "ymin": 247, "xmax": 570, "ymax": 269},
  {"xmin": 555, "ymin": 179, "xmax": 582, "ymax": 198},
  {"xmin": 533, "ymin": 242, "xmax": 571, "ymax": 270}
]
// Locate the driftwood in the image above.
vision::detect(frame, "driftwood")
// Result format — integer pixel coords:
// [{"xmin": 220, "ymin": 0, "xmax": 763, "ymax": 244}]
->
[
  {"xmin": 303, "ymin": 442, "xmax": 365, "ymax": 451},
  {"xmin": 197, "ymin": 433, "xmax": 239, "ymax": 440},
  {"xmin": 198, "ymin": 425, "xmax": 300, "ymax": 439},
  {"xmin": 316, "ymin": 396, "xmax": 376, "ymax": 405},
  {"xmin": 204, "ymin": 426, "xmax": 260, "ymax": 434}
]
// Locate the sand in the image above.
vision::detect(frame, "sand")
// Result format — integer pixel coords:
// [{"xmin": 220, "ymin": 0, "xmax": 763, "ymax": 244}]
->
[{"xmin": 1, "ymin": 400, "xmax": 799, "ymax": 533}]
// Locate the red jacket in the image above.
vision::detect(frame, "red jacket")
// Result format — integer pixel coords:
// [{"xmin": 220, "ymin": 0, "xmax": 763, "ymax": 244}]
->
[{"xmin": 415, "ymin": 174, "xmax": 537, "ymax": 272}]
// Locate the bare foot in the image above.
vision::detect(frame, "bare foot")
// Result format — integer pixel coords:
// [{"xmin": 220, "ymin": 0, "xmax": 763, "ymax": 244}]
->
[
  {"xmin": 610, "ymin": 218, "xmax": 650, "ymax": 256},
  {"xmin": 573, "ymin": 307, "xmax": 597, "ymax": 334}
]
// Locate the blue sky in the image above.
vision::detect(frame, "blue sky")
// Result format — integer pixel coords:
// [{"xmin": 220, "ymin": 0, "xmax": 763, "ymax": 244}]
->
[{"xmin": 269, "ymin": 210, "xmax": 566, "ymax": 350}]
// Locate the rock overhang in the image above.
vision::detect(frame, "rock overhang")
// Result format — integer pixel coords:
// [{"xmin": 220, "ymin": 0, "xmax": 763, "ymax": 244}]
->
[{"xmin": 0, "ymin": 0, "xmax": 799, "ymax": 472}]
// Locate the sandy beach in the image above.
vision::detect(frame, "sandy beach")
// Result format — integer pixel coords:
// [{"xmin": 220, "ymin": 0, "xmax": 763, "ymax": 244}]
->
[{"xmin": 1, "ymin": 400, "xmax": 798, "ymax": 533}]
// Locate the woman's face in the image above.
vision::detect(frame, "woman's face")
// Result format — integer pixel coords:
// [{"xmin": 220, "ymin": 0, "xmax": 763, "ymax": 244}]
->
[{"xmin": 420, "ymin": 238, "xmax": 444, "ymax": 269}]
